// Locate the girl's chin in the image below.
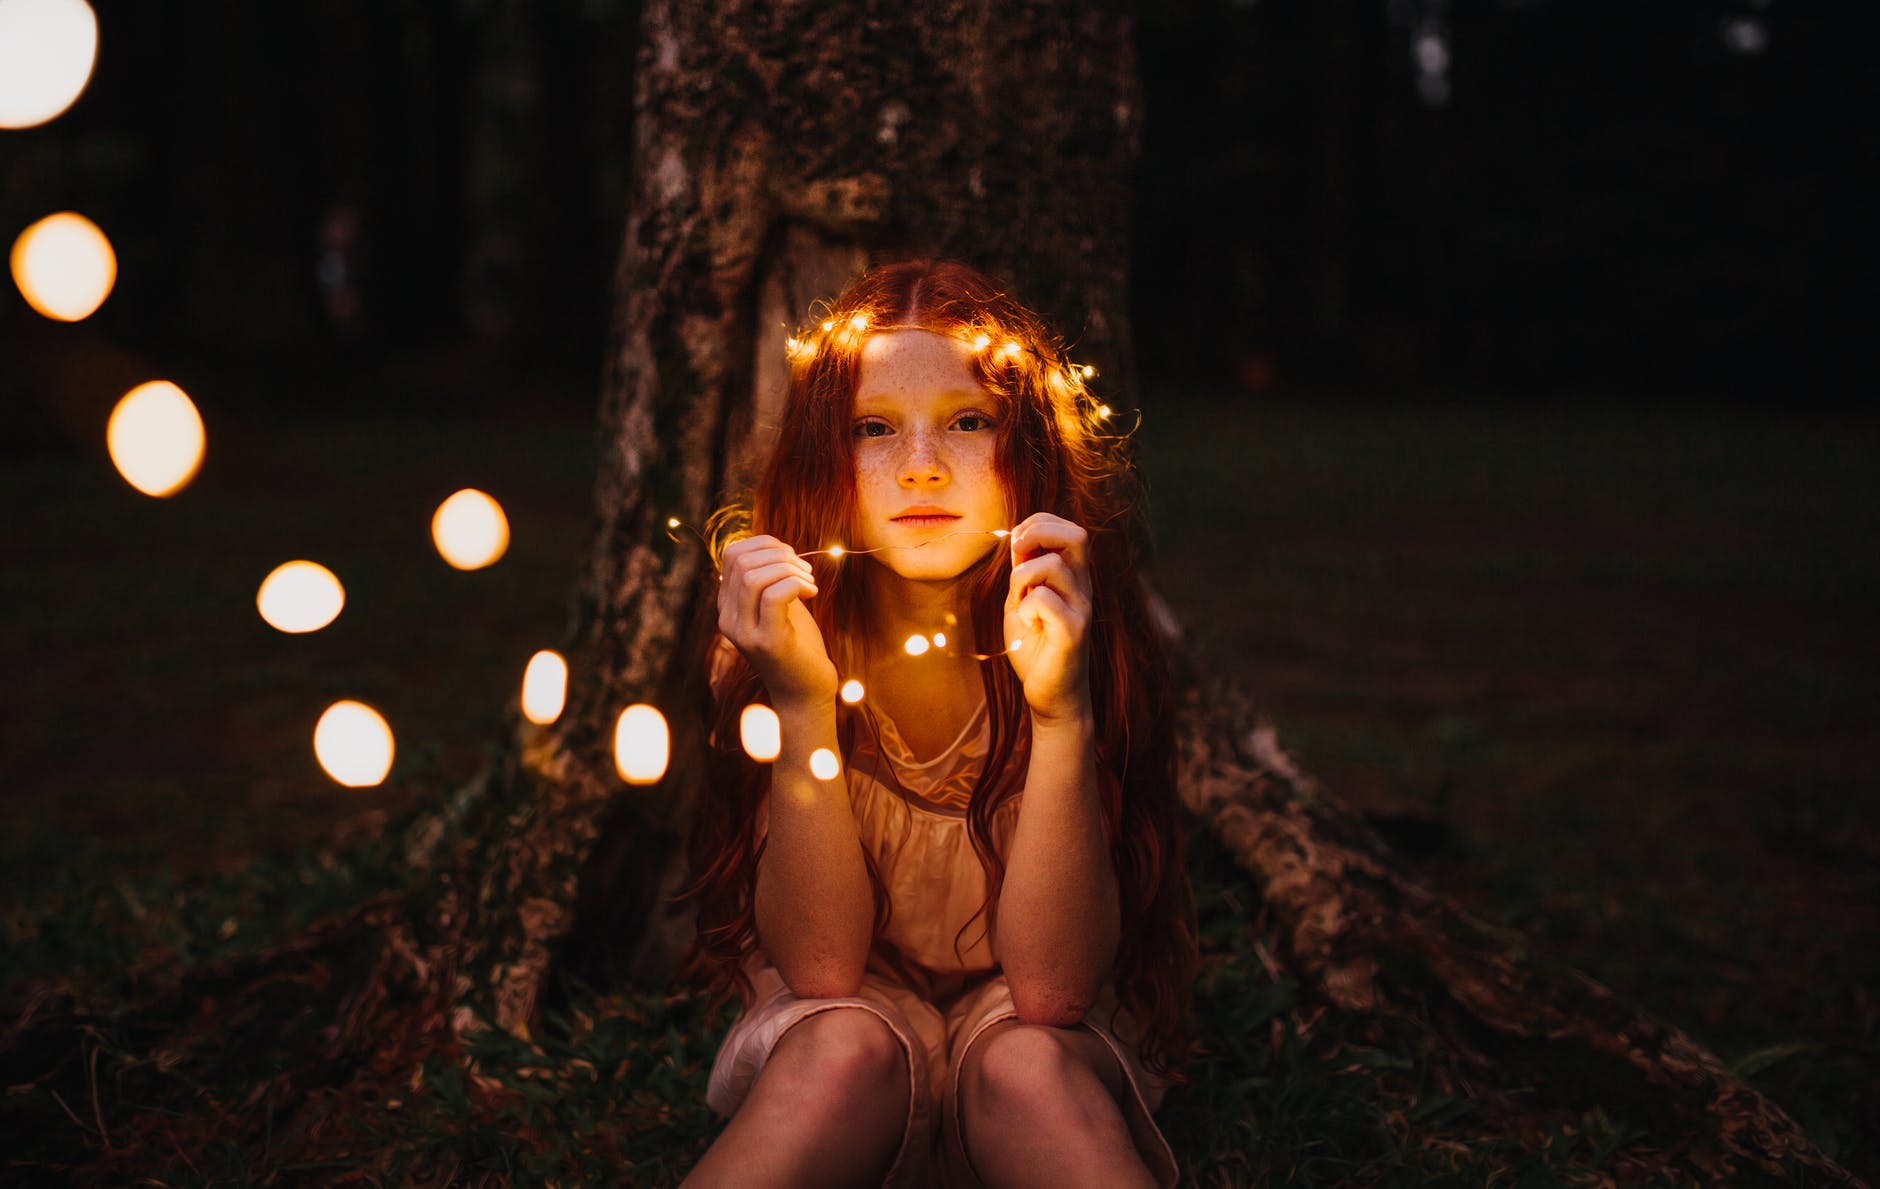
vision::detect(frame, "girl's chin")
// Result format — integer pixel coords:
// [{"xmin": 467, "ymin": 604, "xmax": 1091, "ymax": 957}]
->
[
  {"xmin": 875, "ymin": 560, "xmax": 976, "ymax": 583},
  {"xmin": 866, "ymin": 546, "xmax": 997, "ymax": 584}
]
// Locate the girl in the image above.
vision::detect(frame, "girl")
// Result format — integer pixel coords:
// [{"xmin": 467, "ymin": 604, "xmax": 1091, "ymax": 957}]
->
[{"xmin": 676, "ymin": 259, "xmax": 1198, "ymax": 1189}]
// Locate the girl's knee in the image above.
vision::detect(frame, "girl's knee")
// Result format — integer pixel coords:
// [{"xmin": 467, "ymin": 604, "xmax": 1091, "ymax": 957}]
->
[
  {"xmin": 773, "ymin": 1007, "xmax": 911, "ymax": 1095},
  {"xmin": 963, "ymin": 1022, "xmax": 1089, "ymax": 1110}
]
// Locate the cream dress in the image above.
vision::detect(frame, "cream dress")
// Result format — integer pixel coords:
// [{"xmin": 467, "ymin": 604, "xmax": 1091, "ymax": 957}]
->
[{"xmin": 703, "ymin": 692, "xmax": 1181, "ymax": 1188}]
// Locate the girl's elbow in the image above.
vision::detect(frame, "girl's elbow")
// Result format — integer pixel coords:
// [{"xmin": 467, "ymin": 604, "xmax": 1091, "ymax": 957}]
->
[
  {"xmin": 780, "ymin": 960, "xmax": 867, "ymax": 1001},
  {"xmin": 783, "ymin": 974, "xmax": 865, "ymax": 1000},
  {"xmin": 1009, "ymin": 983, "xmax": 1093, "ymax": 1028}
]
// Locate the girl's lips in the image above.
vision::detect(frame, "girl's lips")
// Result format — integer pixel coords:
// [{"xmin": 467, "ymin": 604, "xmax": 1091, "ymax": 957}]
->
[{"xmin": 892, "ymin": 515, "xmax": 962, "ymax": 528}]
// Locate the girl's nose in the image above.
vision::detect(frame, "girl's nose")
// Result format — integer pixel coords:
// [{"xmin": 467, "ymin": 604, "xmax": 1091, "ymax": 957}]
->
[{"xmin": 898, "ymin": 432, "xmax": 948, "ymax": 485}]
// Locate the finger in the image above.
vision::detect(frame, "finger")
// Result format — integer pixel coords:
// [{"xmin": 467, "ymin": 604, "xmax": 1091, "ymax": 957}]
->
[
  {"xmin": 727, "ymin": 539, "xmax": 817, "ymax": 591},
  {"xmin": 731, "ymin": 542, "xmax": 812, "ymax": 578},
  {"xmin": 1010, "ymin": 515, "xmax": 1089, "ymax": 572},
  {"xmin": 1018, "ymin": 583, "xmax": 1079, "ymax": 639},
  {"xmin": 721, "ymin": 534, "xmax": 781, "ymax": 566},
  {"xmin": 1007, "ymin": 553, "xmax": 1084, "ymax": 612},
  {"xmin": 743, "ymin": 561, "xmax": 817, "ymax": 630},
  {"xmin": 724, "ymin": 555, "xmax": 801, "ymax": 631},
  {"xmin": 1006, "ymin": 554, "xmax": 1050, "ymax": 608},
  {"xmin": 728, "ymin": 550, "xmax": 813, "ymax": 611},
  {"xmin": 756, "ymin": 574, "xmax": 818, "ymax": 632},
  {"xmin": 742, "ymin": 550, "xmax": 816, "ymax": 584}
]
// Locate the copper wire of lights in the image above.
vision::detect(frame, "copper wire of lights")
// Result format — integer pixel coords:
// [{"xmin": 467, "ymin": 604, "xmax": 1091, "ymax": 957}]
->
[{"xmin": 663, "ymin": 517, "xmax": 1030, "ymax": 661}]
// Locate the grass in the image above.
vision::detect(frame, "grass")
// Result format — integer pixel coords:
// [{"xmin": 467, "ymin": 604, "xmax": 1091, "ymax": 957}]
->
[
  {"xmin": 3, "ymin": 368, "xmax": 1875, "ymax": 1182},
  {"xmin": 1, "ymin": 803, "xmax": 1717, "ymax": 1186},
  {"xmin": 1136, "ymin": 388, "xmax": 1880, "ymax": 1176}
]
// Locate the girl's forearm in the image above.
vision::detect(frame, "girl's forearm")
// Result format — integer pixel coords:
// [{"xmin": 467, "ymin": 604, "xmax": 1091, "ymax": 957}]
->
[
  {"xmin": 752, "ymin": 697, "xmax": 876, "ymax": 999},
  {"xmin": 997, "ymin": 708, "xmax": 1122, "ymax": 1026}
]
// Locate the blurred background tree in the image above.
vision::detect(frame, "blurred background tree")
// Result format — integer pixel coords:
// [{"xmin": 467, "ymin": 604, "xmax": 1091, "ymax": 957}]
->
[{"xmin": 6, "ymin": 0, "xmax": 1867, "ymax": 420}]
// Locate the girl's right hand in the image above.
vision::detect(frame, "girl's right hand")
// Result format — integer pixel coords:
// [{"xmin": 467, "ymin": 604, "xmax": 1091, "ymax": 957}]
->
[{"xmin": 717, "ymin": 535, "xmax": 837, "ymax": 708}]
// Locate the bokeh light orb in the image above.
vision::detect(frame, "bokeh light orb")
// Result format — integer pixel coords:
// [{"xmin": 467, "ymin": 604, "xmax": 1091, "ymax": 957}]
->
[
  {"xmin": 256, "ymin": 561, "xmax": 344, "ymax": 633},
  {"xmin": 614, "ymin": 703, "xmax": 669, "ymax": 785},
  {"xmin": 106, "ymin": 381, "xmax": 205, "ymax": 497},
  {"xmin": 839, "ymin": 679, "xmax": 865, "ymax": 704},
  {"xmin": 739, "ymin": 703, "xmax": 782, "ymax": 762},
  {"xmin": 521, "ymin": 650, "xmax": 567, "ymax": 725},
  {"xmin": 809, "ymin": 748, "xmax": 841, "ymax": 781},
  {"xmin": 0, "ymin": 0, "xmax": 98, "ymax": 129},
  {"xmin": 10, "ymin": 211, "xmax": 115, "ymax": 320},
  {"xmin": 903, "ymin": 634, "xmax": 930, "ymax": 657},
  {"xmin": 314, "ymin": 700, "xmax": 395, "ymax": 788},
  {"xmin": 431, "ymin": 488, "xmax": 509, "ymax": 570}
]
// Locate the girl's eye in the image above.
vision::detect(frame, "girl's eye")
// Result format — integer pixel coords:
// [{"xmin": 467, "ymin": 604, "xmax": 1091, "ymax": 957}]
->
[
  {"xmin": 853, "ymin": 419, "xmax": 892, "ymax": 439},
  {"xmin": 954, "ymin": 413, "xmax": 993, "ymax": 432}
]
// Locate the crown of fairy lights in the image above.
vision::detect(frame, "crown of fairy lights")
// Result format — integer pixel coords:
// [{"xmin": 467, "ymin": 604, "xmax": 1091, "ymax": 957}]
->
[{"xmin": 781, "ymin": 304, "xmax": 1130, "ymax": 432}]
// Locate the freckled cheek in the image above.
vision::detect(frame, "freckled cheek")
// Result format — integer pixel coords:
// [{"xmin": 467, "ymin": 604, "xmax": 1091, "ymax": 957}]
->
[
  {"xmin": 856, "ymin": 453, "xmax": 894, "ymax": 494},
  {"xmin": 854, "ymin": 454, "xmax": 897, "ymax": 525},
  {"xmin": 962, "ymin": 449, "xmax": 1009, "ymax": 519}
]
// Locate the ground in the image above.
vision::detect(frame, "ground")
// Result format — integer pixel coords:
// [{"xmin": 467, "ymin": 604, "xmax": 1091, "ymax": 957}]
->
[{"xmin": 2, "ymin": 355, "xmax": 1874, "ymax": 1180}]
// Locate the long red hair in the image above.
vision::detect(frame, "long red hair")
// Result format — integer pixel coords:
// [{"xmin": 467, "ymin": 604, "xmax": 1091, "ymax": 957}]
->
[{"xmin": 674, "ymin": 258, "xmax": 1199, "ymax": 1085}]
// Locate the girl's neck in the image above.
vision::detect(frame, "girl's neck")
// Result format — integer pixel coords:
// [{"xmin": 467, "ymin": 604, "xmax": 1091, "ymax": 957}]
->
[{"xmin": 856, "ymin": 560, "xmax": 981, "ymax": 684}]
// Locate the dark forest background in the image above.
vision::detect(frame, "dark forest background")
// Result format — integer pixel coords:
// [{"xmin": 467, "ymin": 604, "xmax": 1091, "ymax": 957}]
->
[{"xmin": 5, "ymin": 0, "xmax": 1870, "ymax": 417}]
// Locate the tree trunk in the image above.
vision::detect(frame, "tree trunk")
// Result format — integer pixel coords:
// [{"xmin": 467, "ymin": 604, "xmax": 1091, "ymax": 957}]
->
[
  {"xmin": 2, "ymin": 2, "xmax": 1859, "ymax": 1184},
  {"xmin": 493, "ymin": 0, "xmax": 1148, "ymax": 1024}
]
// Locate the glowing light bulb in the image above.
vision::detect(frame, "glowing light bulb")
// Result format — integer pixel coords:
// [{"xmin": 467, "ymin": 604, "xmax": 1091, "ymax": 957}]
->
[
  {"xmin": 667, "ymin": 516, "xmax": 681, "ymax": 528},
  {"xmin": 106, "ymin": 381, "xmax": 205, "ymax": 497},
  {"xmin": 256, "ymin": 561, "xmax": 345, "ymax": 633},
  {"xmin": 827, "ymin": 544, "xmax": 845, "ymax": 558},
  {"xmin": 1081, "ymin": 365, "xmax": 1097, "ymax": 379},
  {"xmin": 904, "ymin": 634, "xmax": 931, "ymax": 657},
  {"xmin": 821, "ymin": 320, "xmax": 835, "ymax": 332},
  {"xmin": 11, "ymin": 211, "xmax": 114, "ymax": 320},
  {"xmin": 1096, "ymin": 405, "xmax": 1113, "ymax": 419},
  {"xmin": 839, "ymin": 679, "xmax": 865, "ymax": 704},
  {"xmin": 849, "ymin": 313, "xmax": 868, "ymax": 331},
  {"xmin": 431, "ymin": 489, "xmax": 509, "ymax": 570},
  {"xmin": 0, "ymin": 0, "xmax": 98, "ymax": 130},
  {"xmin": 993, "ymin": 529, "xmax": 1010, "ymax": 538},
  {"xmin": 739, "ymin": 703, "xmax": 781, "ymax": 762},
  {"xmin": 1002, "ymin": 341, "xmax": 1020, "ymax": 358},
  {"xmin": 972, "ymin": 333, "xmax": 991, "ymax": 352},
  {"xmin": 932, "ymin": 632, "xmax": 947, "ymax": 649},
  {"xmin": 314, "ymin": 700, "xmax": 394, "ymax": 788},
  {"xmin": 614, "ymin": 704, "xmax": 670, "ymax": 785},
  {"xmin": 521, "ymin": 650, "xmax": 568, "ymax": 725},
  {"xmin": 785, "ymin": 336, "xmax": 801, "ymax": 355},
  {"xmin": 1008, "ymin": 638, "xmax": 1024, "ymax": 652},
  {"xmin": 809, "ymin": 748, "xmax": 840, "ymax": 780}
]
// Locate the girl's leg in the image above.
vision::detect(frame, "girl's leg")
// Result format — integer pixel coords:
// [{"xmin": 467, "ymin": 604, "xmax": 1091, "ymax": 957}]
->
[
  {"xmin": 956, "ymin": 1020, "xmax": 1160, "ymax": 1189},
  {"xmin": 681, "ymin": 1007, "xmax": 915, "ymax": 1189}
]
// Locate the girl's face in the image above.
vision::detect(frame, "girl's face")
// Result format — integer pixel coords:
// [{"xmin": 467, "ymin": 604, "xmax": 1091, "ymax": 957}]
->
[{"xmin": 849, "ymin": 329, "xmax": 1011, "ymax": 582}]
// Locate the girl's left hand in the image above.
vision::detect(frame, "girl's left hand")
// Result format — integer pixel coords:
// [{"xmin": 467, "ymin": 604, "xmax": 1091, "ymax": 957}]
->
[{"xmin": 1003, "ymin": 512, "xmax": 1095, "ymax": 724}]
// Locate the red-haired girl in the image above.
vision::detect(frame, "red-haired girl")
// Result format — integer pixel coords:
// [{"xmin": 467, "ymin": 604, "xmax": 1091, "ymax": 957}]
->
[{"xmin": 677, "ymin": 259, "xmax": 1198, "ymax": 1188}]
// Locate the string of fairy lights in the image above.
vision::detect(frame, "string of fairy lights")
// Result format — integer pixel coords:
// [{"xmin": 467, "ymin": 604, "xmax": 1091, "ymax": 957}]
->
[{"xmin": 8, "ymin": 2, "xmax": 1130, "ymax": 793}]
